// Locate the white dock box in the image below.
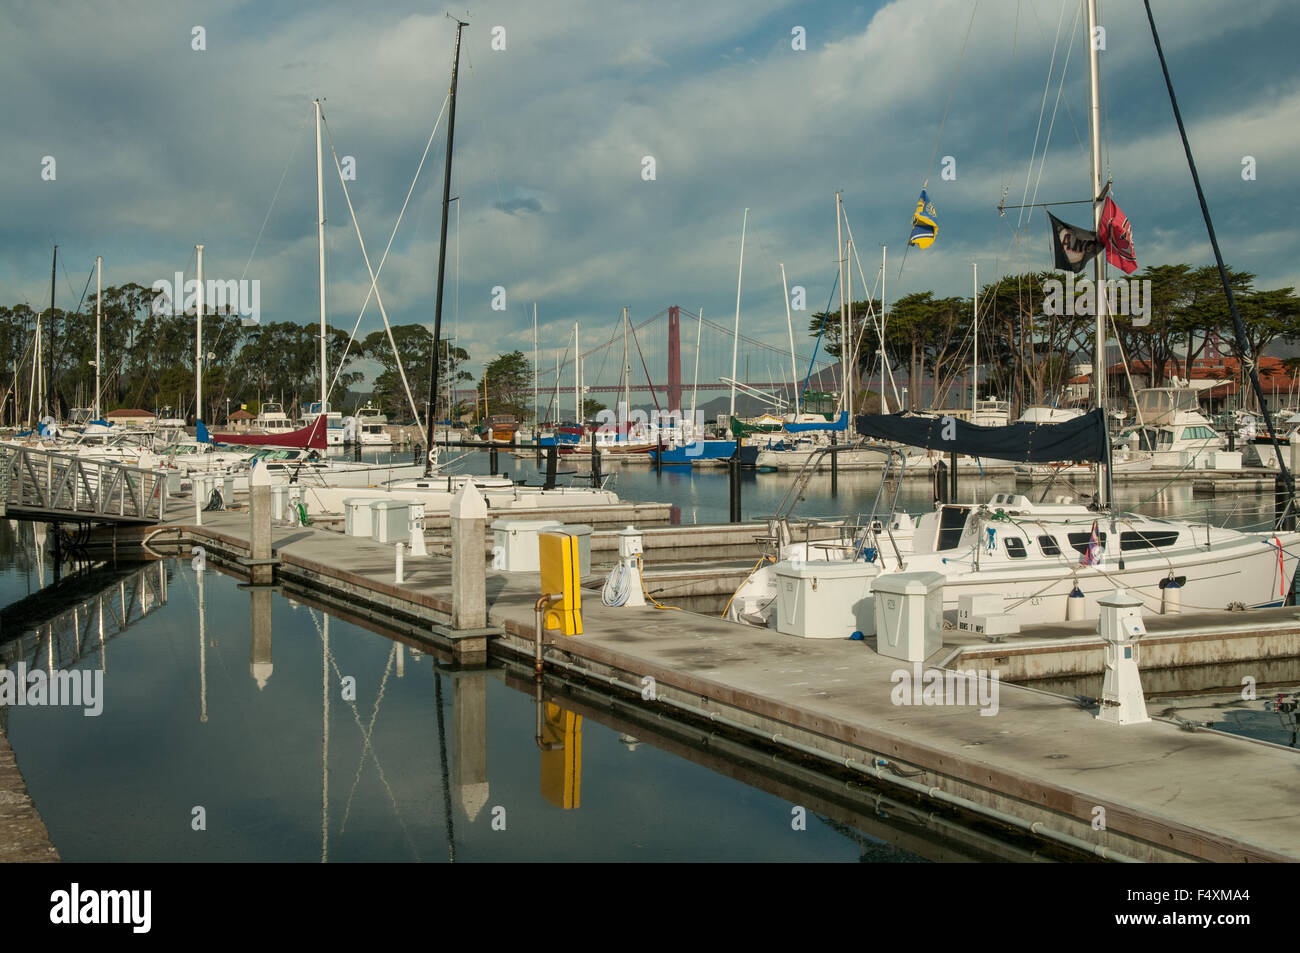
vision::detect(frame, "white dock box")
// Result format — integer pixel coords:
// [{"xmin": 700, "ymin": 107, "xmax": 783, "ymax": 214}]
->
[
  {"xmin": 492, "ymin": 519, "xmax": 562, "ymax": 572},
  {"xmin": 344, "ymin": 497, "xmax": 387, "ymax": 537},
  {"xmin": 372, "ymin": 500, "xmax": 412, "ymax": 543},
  {"xmin": 873, "ymin": 571, "xmax": 945, "ymax": 661},
  {"xmin": 271, "ymin": 484, "xmax": 290, "ymax": 521},
  {"xmin": 958, "ymin": 593, "xmax": 1004, "ymax": 632},
  {"xmin": 773, "ymin": 560, "xmax": 881, "ymax": 639},
  {"xmin": 1213, "ymin": 450, "xmax": 1241, "ymax": 470}
]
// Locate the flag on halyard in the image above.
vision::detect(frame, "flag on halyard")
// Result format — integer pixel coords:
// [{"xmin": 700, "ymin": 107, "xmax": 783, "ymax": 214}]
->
[
  {"xmin": 908, "ymin": 189, "xmax": 938, "ymax": 249},
  {"xmin": 1048, "ymin": 211, "xmax": 1103, "ymax": 273},
  {"xmin": 1080, "ymin": 519, "xmax": 1104, "ymax": 566},
  {"xmin": 1098, "ymin": 196, "xmax": 1138, "ymax": 274}
]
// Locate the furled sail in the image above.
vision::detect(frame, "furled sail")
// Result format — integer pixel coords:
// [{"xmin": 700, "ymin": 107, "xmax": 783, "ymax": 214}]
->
[{"xmin": 854, "ymin": 408, "xmax": 1108, "ymax": 463}]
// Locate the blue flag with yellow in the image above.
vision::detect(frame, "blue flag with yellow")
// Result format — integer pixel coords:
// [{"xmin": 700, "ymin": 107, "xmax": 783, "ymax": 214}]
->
[{"xmin": 909, "ymin": 189, "xmax": 938, "ymax": 249}]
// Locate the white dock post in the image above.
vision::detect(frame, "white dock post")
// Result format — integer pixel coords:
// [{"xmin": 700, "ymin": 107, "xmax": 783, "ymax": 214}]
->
[
  {"xmin": 248, "ymin": 462, "xmax": 274, "ymax": 586},
  {"xmin": 450, "ymin": 482, "xmax": 487, "ymax": 630},
  {"xmin": 395, "ymin": 541, "xmax": 405, "ymax": 584},
  {"xmin": 193, "ymin": 474, "xmax": 206, "ymax": 526},
  {"xmin": 1096, "ymin": 588, "xmax": 1150, "ymax": 725}
]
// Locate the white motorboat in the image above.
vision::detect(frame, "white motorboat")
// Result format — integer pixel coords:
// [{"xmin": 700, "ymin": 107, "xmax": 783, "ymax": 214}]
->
[
  {"xmin": 355, "ymin": 404, "xmax": 392, "ymax": 446},
  {"xmin": 254, "ymin": 402, "xmax": 297, "ymax": 438}
]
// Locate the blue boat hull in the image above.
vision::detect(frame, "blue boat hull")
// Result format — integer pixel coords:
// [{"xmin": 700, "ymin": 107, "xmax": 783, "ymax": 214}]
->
[{"xmin": 649, "ymin": 442, "xmax": 759, "ymax": 466}]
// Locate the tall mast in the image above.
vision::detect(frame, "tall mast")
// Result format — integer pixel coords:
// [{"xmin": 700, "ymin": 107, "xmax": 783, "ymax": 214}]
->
[
  {"xmin": 881, "ymin": 244, "xmax": 887, "ymax": 411},
  {"xmin": 690, "ymin": 307, "xmax": 703, "ymax": 432},
  {"xmin": 424, "ymin": 18, "xmax": 468, "ymax": 474},
  {"xmin": 729, "ymin": 208, "xmax": 748, "ymax": 420},
  {"xmin": 314, "ymin": 99, "xmax": 328, "ymax": 417},
  {"xmin": 622, "ymin": 306, "xmax": 630, "ymax": 435},
  {"xmin": 846, "ymin": 237, "xmax": 855, "ymax": 416},
  {"xmin": 835, "ymin": 195, "xmax": 847, "ymax": 415},
  {"xmin": 46, "ymin": 245, "xmax": 56, "ymax": 420},
  {"xmin": 780, "ymin": 266, "xmax": 798, "ymax": 416},
  {"xmin": 532, "ymin": 302, "xmax": 538, "ymax": 433},
  {"xmin": 196, "ymin": 244, "xmax": 205, "ymax": 423},
  {"xmin": 1086, "ymin": 0, "xmax": 1109, "ymax": 506},
  {"xmin": 94, "ymin": 256, "xmax": 102, "ymax": 421},
  {"xmin": 574, "ymin": 322, "xmax": 579, "ymax": 422},
  {"xmin": 553, "ymin": 351, "xmax": 560, "ymax": 425},
  {"xmin": 972, "ymin": 261, "xmax": 978, "ymax": 415}
]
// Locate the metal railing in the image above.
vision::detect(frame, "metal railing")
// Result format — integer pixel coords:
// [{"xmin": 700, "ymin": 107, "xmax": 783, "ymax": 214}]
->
[{"xmin": 0, "ymin": 445, "xmax": 170, "ymax": 523}]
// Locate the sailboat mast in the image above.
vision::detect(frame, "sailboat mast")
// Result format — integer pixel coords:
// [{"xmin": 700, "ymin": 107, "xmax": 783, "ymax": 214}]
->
[
  {"xmin": 881, "ymin": 244, "xmax": 887, "ymax": 412},
  {"xmin": 622, "ymin": 306, "xmax": 630, "ymax": 435},
  {"xmin": 1086, "ymin": 0, "xmax": 1109, "ymax": 506},
  {"xmin": 196, "ymin": 244, "xmax": 204, "ymax": 424},
  {"xmin": 314, "ymin": 99, "xmax": 327, "ymax": 418},
  {"xmin": 424, "ymin": 18, "xmax": 468, "ymax": 474},
  {"xmin": 780, "ymin": 265, "xmax": 798, "ymax": 416},
  {"xmin": 95, "ymin": 256, "xmax": 102, "ymax": 421},
  {"xmin": 972, "ymin": 262, "xmax": 978, "ymax": 415},
  {"xmin": 729, "ymin": 209, "xmax": 748, "ymax": 420},
  {"xmin": 45, "ymin": 245, "xmax": 56, "ymax": 420},
  {"xmin": 845, "ymin": 236, "xmax": 854, "ymax": 417},
  {"xmin": 532, "ymin": 302, "xmax": 538, "ymax": 432},
  {"xmin": 574, "ymin": 322, "xmax": 579, "ymax": 422},
  {"xmin": 690, "ymin": 307, "xmax": 703, "ymax": 432},
  {"xmin": 837, "ymin": 195, "xmax": 847, "ymax": 413}
]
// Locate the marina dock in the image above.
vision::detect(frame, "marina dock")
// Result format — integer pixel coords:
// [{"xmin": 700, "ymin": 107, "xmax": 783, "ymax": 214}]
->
[{"xmin": 123, "ymin": 501, "xmax": 1300, "ymax": 863}]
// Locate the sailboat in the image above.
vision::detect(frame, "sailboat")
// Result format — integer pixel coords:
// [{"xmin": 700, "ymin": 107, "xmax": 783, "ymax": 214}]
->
[{"xmin": 726, "ymin": 0, "xmax": 1300, "ymax": 633}]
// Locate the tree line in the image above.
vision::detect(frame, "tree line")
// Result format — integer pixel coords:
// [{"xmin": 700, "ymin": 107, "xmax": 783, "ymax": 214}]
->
[
  {"xmin": 810, "ymin": 264, "xmax": 1300, "ymax": 414},
  {"xmin": 0, "ymin": 282, "xmax": 477, "ymax": 425}
]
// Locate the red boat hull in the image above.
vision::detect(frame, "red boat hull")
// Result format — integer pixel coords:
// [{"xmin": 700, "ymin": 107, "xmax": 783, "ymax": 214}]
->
[{"xmin": 212, "ymin": 415, "xmax": 328, "ymax": 450}]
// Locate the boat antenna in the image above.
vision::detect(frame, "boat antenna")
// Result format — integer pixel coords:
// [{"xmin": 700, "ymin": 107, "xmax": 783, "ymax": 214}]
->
[{"xmin": 425, "ymin": 16, "xmax": 468, "ymax": 475}]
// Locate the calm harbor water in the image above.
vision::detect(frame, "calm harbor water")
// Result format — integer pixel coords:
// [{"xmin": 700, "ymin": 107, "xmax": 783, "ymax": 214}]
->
[{"xmin": 0, "ymin": 455, "xmax": 1294, "ymax": 862}]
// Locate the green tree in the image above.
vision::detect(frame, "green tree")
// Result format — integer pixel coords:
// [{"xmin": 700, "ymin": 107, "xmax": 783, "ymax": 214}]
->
[{"xmin": 480, "ymin": 351, "xmax": 532, "ymax": 420}]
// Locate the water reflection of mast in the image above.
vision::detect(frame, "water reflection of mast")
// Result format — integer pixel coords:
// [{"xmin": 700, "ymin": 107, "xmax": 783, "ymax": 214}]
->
[
  {"xmin": 434, "ymin": 669, "xmax": 455, "ymax": 862},
  {"xmin": 198, "ymin": 565, "xmax": 208, "ymax": 723},
  {"xmin": 322, "ymin": 613, "xmax": 329, "ymax": 864}
]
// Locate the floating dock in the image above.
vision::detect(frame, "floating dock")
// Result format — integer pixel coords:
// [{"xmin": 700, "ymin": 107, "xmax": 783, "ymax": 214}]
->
[{"xmin": 116, "ymin": 499, "xmax": 1300, "ymax": 864}]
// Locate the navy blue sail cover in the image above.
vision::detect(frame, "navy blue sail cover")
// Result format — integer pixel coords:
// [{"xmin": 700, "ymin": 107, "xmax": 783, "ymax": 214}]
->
[{"xmin": 854, "ymin": 408, "xmax": 1109, "ymax": 463}]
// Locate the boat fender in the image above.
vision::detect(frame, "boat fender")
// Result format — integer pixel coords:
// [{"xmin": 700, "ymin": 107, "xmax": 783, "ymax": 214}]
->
[
  {"xmin": 1160, "ymin": 577, "xmax": 1182, "ymax": 615},
  {"xmin": 1066, "ymin": 585, "xmax": 1086, "ymax": 621}
]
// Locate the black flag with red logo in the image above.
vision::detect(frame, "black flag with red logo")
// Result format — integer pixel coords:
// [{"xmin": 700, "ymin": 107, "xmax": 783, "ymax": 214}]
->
[{"xmin": 1048, "ymin": 211, "xmax": 1104, "ymax": 274}]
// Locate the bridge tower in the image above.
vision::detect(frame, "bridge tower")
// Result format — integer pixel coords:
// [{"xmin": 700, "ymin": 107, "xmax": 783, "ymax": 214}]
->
[{"xmin": 668, "ymin": 306, "xmax": 682, "ymax": 413}]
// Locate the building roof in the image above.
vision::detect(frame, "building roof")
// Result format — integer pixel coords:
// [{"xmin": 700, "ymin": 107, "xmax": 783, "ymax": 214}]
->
[
  {"xmin": 1111, "ymin": 354, "xmax": 1297, "ymax": 399},
  {"xmin": 229, "ymin": 410, "xmax": 254, "ymax": 420}
]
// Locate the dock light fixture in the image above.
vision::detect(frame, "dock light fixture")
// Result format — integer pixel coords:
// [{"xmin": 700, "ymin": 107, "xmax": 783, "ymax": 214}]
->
[{"xmin": 1096, "ymin": 587, "xmax": 1151, "ymax": 725}]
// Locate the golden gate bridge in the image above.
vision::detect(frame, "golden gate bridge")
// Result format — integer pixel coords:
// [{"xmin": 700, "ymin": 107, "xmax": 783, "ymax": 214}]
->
[{"xmin": 453, "ymin": 305, "xmax": 847, "ymax": 421}]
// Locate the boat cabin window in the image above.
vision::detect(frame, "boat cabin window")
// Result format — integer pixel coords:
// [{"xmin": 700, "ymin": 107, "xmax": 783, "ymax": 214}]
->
[
  {"xmin": 1004, "ymin": 538, "xmax": 1027, "ymax": 559},
  {"xmin": 1037, "ymin": 535, "xmax": 1062, "ymax": 556},
  {"xmin": 1066, "ymin": 530, "xmax": 1107, "ymax": 555},
  {"xmin": 1180, "ymin": 426, "xmax": 1217, "ymax": 441},
  {"xmin": 936, "ymin": 506, "xmax": 971, "ymax": 551},
  {"xmin": 1119, "ymin": 530, "xmax": 1179, "ymax": 551}
]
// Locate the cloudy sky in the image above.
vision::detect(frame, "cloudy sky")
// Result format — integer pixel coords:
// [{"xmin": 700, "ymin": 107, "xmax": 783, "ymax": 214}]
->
[{"xmin": 2, "ymin": 0, "xmax": 1297, "ymax": 400}]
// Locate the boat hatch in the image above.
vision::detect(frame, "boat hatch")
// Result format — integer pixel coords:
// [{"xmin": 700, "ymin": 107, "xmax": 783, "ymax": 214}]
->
[{"xmin": 936, "ymin": 505, "xmax": 971, "ymax": 551}]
